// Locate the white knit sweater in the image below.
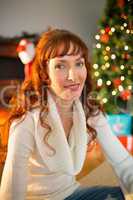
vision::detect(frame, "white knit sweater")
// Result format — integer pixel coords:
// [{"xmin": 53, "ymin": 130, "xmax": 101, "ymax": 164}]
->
[{"xmin": 0, "ymin": 92, "xmax": 133, "ymax": 200}]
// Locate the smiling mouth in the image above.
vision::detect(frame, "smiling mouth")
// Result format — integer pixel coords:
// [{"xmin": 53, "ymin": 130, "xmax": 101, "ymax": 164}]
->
[{"xmin": 64, "ymin": 83, "xmax": 80, "ymax": 91}]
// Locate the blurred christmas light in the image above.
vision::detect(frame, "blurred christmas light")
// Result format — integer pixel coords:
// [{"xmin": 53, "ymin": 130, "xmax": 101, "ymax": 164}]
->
[
  {"xmin": 96, "ymin": 43, "xmax": 101, "ymax": 48},
  {"xmin": 111, "ymin": 27, "xmax": 115, "ymax": 32},
  {"xmin": 105, "ymin": 62, "xmax": 110, "ymax": 68},
  {"xmin": 93, "ymin": 64, "xmax": 99, "ymax": 69},
  {"xmin": 101, "ymin": 65, "xmax": 106, "ymax": 70},
  {"xmin": 97, "ymin": 79, "xmax": 103, "ymax": 86},
  {"xmin": 118, "ymin": 85, "xmax": 124, "ymax": 91},
  {"xmin": 124, "ymin": 45, "xmax": 129, "ymax": 50},
  {"xmin": 102, "ymin": 98, "xmax": 108, "ymax": 103},
  {"xmin": 94, "ymin": 71, "xmax": 100, "ymax": 77},
  {"xmin": 104, "ymin": 55, "xmax": 109, "ymax": 61},
  {"xmin": 95, "ymin": 34, "xmax": 100, "ymax": 40},
  {"xmin": 112, "ymin": 90, "xmax": 117, "ymax": 95},
  {"xmin": 128, "ymin": 85, "xmax": 132, "ymax": 90},
  {"xmin": 108, "ymin": 31, "xmax": 113, "ymax": 35},
  {"xmin": 106, "ymin": 80, "xmax": 111, "ymax": 85},
  {"xmin": 120, "ymin": 76, "xmax": 125, "ymax": 81},
  {"xmin": 111, "ymin": 54, "xmax": 116, "ymax": 59},
  {"xmin": 123, "ymin": 23, "xmax": 127, "ymax": 27},
  {"xmin": 120, "ymin": 26, "xmax": 124, "ymax": 30},
  {"xmin": 120, "ymin": 65, "xmax": 125, "ymax": 70},
  {"xmin": 100, "ymin": 29, "xmax": 105, "ymax": 34},
  {"xmin": 103, "ymin": 50, "xmax": 107, "ymax": 55},
  {"xmin": 126, "ymin": 29, "xmax": 130, "ymax": 34},
  {"xmin": 106, "ymin": 46, "xmax": 110, "ymax": 51}
]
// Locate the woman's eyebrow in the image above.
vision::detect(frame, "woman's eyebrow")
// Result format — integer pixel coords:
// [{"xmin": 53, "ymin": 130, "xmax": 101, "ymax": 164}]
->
[
  {"xmin": 56, "ymin": 59, "xmax": 67, "ymax": 63},
  {"xmin": 75, "ymin": 57, "xmax": 84, "ymax": 61},
  {"xmin": 56, "ymin": 56, "xmax": 84, "ymax": 62}
]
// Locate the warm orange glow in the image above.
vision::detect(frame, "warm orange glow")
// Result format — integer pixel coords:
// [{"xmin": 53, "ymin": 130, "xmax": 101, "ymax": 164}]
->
[{"xmin": 0, "ymin": 109, "xmax": 9, "ymax": 165}]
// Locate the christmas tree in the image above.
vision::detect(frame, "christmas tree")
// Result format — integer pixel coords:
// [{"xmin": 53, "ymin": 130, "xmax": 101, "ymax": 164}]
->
[{"xmin": 92, "ymin": 0, "xmax": 133, "ymax": 114}]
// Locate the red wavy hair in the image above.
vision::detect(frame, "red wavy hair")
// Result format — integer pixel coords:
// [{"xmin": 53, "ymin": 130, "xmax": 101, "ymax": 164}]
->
[{"xmin": 0, "ymin": 28, "xmax": 104, "ymax": 155}]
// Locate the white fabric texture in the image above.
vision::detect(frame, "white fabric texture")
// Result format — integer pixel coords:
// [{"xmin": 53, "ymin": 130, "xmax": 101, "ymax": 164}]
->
[
  {"xmin": 0, "ymin": 91, "xmax": 133, "ymax": 200},
  {"xmin": 32, "ymin": 91, "xmax": 88, "ymax": 175},
  {"xmin": 0, "ymin": 92, "xmax": 86, "ymax": 200}
]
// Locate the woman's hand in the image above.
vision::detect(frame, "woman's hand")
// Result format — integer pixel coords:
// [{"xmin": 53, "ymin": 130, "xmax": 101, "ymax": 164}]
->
[{"xmin": 87, "ymin": 110, "xmax": 107, "ymax": 130}]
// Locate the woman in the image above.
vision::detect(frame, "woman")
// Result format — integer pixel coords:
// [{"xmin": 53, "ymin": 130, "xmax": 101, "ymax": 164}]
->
[{"xmin": 0, "ymin": 28, "xmax": 132, "ymax": 200}]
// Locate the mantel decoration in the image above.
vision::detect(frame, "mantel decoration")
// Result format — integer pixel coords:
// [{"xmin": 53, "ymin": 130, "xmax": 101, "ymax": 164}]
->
[
  {"xmin": 0, "ymin": 32, "xmax": 39, "ymax": 58},
  {"xmin": 17, "ymin": 39, "xmax": 35, "ymax": 80}
]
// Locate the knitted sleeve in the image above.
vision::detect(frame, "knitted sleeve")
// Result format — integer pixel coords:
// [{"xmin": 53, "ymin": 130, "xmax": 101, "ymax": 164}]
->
[{"xmin": 0, "ymin": 112, "xmax": 35, "ymax": 200}]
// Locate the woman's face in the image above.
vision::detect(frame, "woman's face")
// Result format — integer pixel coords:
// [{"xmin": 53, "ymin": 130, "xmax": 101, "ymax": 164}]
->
[{"xmin": 46, "ymin": 53, "xmax": 87, "ymax": 102}]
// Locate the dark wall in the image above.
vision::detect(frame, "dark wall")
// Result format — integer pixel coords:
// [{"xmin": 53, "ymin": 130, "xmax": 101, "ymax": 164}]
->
[{"xmin": 0, "ymin": 57, "xmax": 24, "ymax": 80}]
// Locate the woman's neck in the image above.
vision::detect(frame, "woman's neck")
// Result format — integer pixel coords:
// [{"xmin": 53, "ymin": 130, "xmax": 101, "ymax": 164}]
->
[{"xmin": 48, "ymin": 90, "xmax": 74, "ymax": 115}]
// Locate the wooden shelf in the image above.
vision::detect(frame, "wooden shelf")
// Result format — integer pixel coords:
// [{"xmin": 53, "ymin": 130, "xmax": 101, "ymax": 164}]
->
[{"xmin": 0, "ymin": 42, "xmax": 18, "ymax": 58}]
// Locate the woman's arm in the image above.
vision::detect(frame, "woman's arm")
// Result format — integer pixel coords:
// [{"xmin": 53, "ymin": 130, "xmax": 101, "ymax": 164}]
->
[
  {"xmin": 87, "ymin": 112, "xmax": 133, "ymax": 193},
  {"xmin": 0, "ymin": 112, "xmax": 35, "ymax": 200}
]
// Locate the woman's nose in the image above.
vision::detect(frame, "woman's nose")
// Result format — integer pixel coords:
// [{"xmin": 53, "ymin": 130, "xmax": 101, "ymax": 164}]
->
[{"xmin": 67, "ymin": 68, "xmax": 76, "ymax": 81}]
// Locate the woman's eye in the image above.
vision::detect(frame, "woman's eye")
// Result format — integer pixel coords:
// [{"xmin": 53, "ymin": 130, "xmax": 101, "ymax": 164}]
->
[
  {"xmin": 76, "ymin": 61, "xmax": 84, "ymax": 67},
  {"xmin": 55, "ymin": 64, "xmax": 65, "ymax": 70}
]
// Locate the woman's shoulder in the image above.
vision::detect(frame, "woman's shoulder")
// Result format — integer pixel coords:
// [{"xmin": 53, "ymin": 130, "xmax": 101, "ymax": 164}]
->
[
  {"xmin": 8, "ymin": 110, "xmax": 38, "ymax": 149},
  {"xmin": 10, "ymin": 107, "xmax": 41, "ymax": 130}
]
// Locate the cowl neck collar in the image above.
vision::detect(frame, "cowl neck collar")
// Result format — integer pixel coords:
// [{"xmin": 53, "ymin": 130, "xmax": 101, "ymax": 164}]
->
[{"xmin": 33, "ymin": 90, "xmax": 88, "ymax": 175}]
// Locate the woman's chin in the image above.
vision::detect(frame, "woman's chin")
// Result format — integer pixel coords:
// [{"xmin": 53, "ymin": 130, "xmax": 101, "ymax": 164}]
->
[{"xmin": 61, "ymin": 92, "xmax": 81, "ymax": 101}]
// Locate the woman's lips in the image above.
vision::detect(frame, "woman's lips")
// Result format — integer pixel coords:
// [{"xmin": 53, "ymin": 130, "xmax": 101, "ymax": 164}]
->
[{"xmin": 64, "ymin": 84, "xmax": 80, "ymax": 91}]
